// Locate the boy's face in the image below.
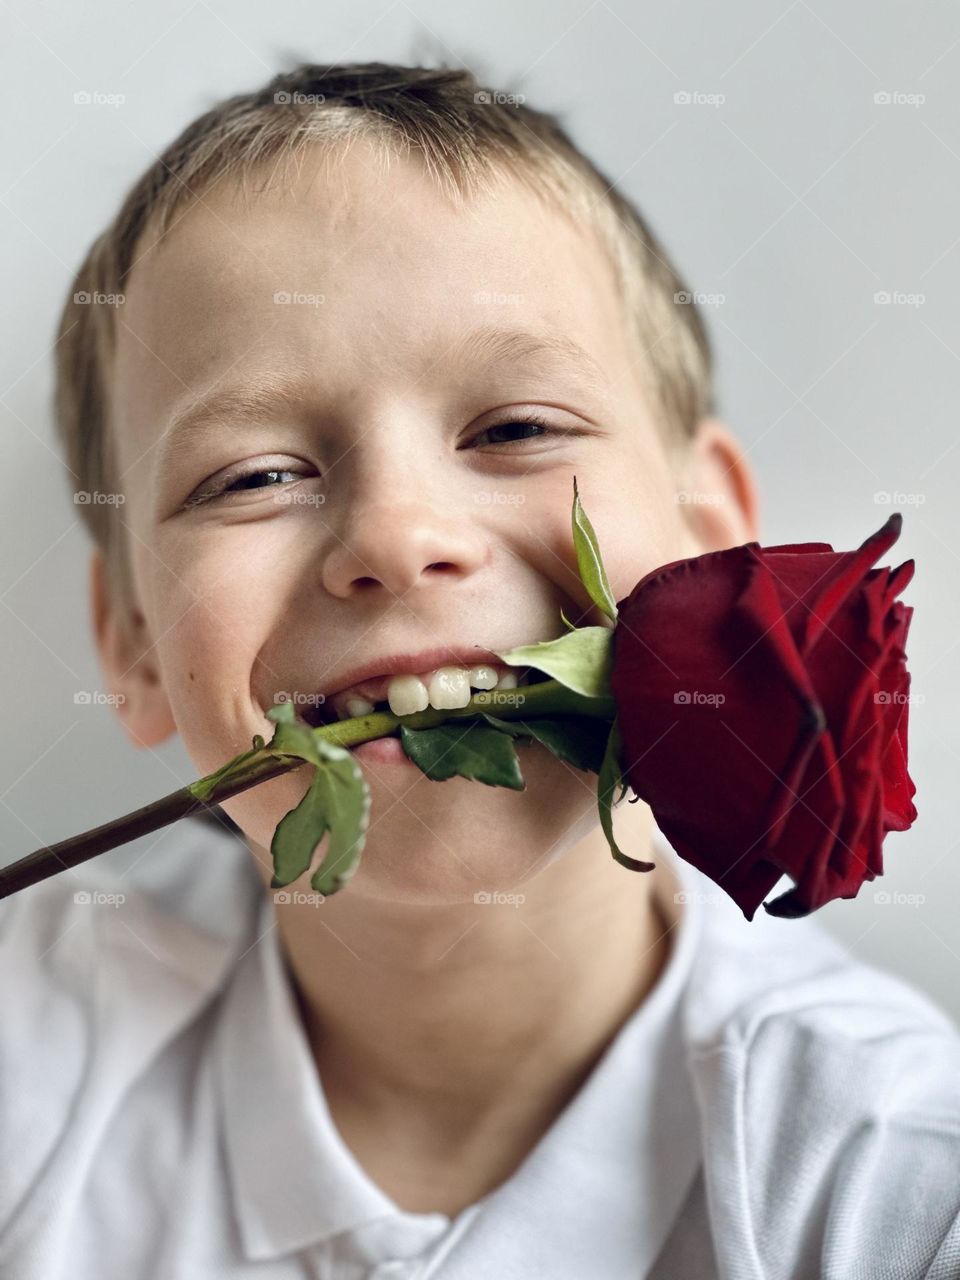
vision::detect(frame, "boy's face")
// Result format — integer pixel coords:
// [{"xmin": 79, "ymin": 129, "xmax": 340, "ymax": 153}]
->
[{"xmin": 101, "ymin": 141, "xmax": 755, "ymax": 902}]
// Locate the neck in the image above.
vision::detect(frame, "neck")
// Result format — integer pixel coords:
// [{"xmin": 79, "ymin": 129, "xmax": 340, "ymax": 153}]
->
[{"xmin": 261, "ymin": 801, "xmax": 679, "ymax": 1212}]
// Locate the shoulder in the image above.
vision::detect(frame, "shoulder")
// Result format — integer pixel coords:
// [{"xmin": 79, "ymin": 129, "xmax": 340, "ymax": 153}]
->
[
  {"xmin": 0, "ymin": 807, "xmax": 259, "ymax": 994},
  {"xmin": 678, "ymin": 874, "xmax": 960, "ymax": 1280},
  {"xmin": 0, "ymin": 811, "xmax": 263, "ymax": 1231}
]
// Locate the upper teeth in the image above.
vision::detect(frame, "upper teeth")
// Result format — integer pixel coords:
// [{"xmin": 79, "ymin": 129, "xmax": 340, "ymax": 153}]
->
[{"xmin": 332, "ymin": 664, "xmax": 526, "ymax": 721}]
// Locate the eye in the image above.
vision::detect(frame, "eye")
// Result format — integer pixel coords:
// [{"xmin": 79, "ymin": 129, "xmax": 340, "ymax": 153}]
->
[
  {"xmin": 186, "ymin": 464, "xmax": 309, "ymax": 507},
  {"xmin": 470, "ymin": 413, "xmax": 577, "ymax": 447}
]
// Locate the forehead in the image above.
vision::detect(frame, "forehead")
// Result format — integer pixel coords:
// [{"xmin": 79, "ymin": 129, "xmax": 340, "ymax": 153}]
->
[{"xmin": 111, "ymin": 142, "xmax": 633, "ymax": 470}]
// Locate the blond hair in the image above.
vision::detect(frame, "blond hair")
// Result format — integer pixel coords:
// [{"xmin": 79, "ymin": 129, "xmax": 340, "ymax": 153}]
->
[{"xmin": 54, "ymin": 60, "xmax": 714, "ymax": 612}]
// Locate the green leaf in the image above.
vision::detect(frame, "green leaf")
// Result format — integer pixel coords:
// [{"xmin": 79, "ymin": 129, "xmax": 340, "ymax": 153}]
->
[
  {"xmin": 572, "ymin": 475, "xmax": 618, "ymax": 622},
  {"xmin": 266, "ymin": 704, "xmax": 372, "ymax": 895},
  {"xmin": 271, "ymin": 753, "xmax": 371, "ymax": 894},
  {"xmin": 493, "ymin": 626, "xmax": 613, "ymax": 699},
  {"xmin": 399, "ymin": 722, "xmax": 526, "ymax": 789},
  {"xmin": 479, "ymin": 713, "xmax": 610, "ymax": 774},
  {"xmin": 597, "ymin": 718, "xmax": 655, "ymax": 873}
]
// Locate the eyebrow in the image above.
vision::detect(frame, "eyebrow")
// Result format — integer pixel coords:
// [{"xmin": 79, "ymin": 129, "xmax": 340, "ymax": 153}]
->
[{"xmin": 154, "ymin": 325, "xmax": 610, "ymax": 481}]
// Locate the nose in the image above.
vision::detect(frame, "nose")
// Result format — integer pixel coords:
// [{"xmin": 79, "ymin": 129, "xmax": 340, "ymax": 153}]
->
[{"xmin": 321, "ymin": 498, "xmax": 490, "ymax": 599}]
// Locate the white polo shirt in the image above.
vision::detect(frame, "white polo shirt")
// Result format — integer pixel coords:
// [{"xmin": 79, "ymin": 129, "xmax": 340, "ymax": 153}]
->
[{"xmin": 1, "ymin": 811, "xmax": 958, "ymax": 1279}]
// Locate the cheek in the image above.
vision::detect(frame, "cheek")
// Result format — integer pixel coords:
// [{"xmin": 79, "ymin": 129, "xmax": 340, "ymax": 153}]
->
[
  {"xmin": 600, "ymin": 502, "xmax": 686, "ymax": 602},
  {"xmin": 142, "ymin": 536, "xmax": 284, "ymax": 773},
  {"xmin": 571, "ymin": 469, "xmax": 687, "ymax": 606}
]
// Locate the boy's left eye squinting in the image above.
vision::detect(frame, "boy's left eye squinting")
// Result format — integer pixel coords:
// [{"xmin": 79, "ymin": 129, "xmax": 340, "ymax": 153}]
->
[{"xmin": 469, "ymin": 413, "xmax": 585, "ymax": 448}]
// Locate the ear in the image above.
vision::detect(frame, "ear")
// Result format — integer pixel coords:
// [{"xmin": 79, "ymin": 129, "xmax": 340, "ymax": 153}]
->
[
  {"xmin": 89, "ymin": 549, "xmax": 178, "ymax": 749},
  {"xmin": 674, "ymin": 417, "xmax": 761, "ymax": 553}
]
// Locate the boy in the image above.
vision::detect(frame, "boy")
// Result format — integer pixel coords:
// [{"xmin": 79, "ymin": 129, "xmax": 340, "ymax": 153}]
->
[{"xmin": 3, "ymin": 61, "xmax": 958, "ymax": 1278}]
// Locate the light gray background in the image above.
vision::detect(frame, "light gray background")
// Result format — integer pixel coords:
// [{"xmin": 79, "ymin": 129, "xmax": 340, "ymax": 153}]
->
[{"xmin": 2, "ymin": 2, "xmax": 959, "ymax": 1017}]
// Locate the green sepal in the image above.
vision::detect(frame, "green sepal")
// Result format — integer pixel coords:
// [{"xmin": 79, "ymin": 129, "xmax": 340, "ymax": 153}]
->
[
  {"xmin": 188, "ymin": 743, "xmax": 262, "ymax": 803},
  {"xmin": 493, "ymin": 626, "xmax": 613, "ymax": 699},
  {"xmin": 572, "ymin": 475, "xmax": 618, "ymax": 622},
  {"xmin": 597, "ymin": 718, "xmax": 655, "ymax": 872}
]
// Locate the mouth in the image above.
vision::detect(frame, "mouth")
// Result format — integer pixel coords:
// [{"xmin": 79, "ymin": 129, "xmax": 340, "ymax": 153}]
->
[{"xmin": 280, "ymin": 662, "xmax": 550, "ymax": 729}]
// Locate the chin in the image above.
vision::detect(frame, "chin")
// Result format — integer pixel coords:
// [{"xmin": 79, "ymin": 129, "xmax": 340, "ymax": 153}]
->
[{"xmin": 227, "ymin": 745, "xmax": 596, "ymax": 908}]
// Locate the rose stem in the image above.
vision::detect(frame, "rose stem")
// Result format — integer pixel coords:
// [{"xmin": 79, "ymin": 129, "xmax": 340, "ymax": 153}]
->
[{"xmin": 0, "ymin": 679, "xmax": 614, "ymax": 900}]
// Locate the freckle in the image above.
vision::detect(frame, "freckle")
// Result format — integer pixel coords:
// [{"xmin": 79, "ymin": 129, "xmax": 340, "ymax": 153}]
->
[{"xmin": 189, "ymin": 671, "xmax": 195, "ymax": 682}]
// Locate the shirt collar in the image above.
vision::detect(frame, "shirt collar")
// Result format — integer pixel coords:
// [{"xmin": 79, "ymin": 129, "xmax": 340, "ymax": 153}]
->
[{"xmin": 217, "ymin": 831, "xmax": 705, "ymax": 1269}]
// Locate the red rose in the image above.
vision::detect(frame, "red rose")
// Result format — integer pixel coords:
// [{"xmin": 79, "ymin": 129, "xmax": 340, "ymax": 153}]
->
[{"xmin": 609, "ymin": 514, "xmax": 916, "ymax": 920}]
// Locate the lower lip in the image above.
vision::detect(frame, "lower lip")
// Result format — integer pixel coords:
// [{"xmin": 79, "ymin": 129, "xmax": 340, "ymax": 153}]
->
[{"xmin": 349, "ymin": 736, "xmax": 412, "ymax": 764}]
